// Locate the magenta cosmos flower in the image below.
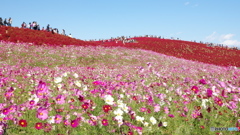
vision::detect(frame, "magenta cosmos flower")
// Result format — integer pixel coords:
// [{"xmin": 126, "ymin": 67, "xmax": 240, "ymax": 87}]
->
[
  {"xmin": 2, "ymin": 108, "xmax": 10, "ymax": 115},
  {"xmin": 37, "ymin": 107, "xmax": 49, "ymax": 120},
  {"xmin": 102, "ymin": 119, "xmax": 108, "ymax": 126},
  {"xmin": 35, "ymin": 122, "xmax": 43, "ymax": 130},
  {"xmin": 168, "ymin": 114, "xmax": 175, "ymax": 118},
  {"xmin": 71, "ymin": 119, "xmax": 79, "ymax": 128},
  {"xmin": 206, "ymin": 88, "xmax": 213, "ymax": 97},
  {"xmin": 199, "ymin": 79, "xmax": 207, "ymax": 85},
  {"xmin": 191, "ymin": 86, "xmax": 199, "ymax": 94},
  {"xmin": 55, "ymin": 94, "xmax": 65, "ymax": 104}
]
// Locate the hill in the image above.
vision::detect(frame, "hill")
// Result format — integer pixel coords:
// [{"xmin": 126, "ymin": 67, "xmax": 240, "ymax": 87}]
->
[
  {"xmin": 0, "ymin": 26, "xmax": 240, "ymax": 67},
  {"xmin": 0, "ymin": 41, "xmax": 239, "ymax": 134}
]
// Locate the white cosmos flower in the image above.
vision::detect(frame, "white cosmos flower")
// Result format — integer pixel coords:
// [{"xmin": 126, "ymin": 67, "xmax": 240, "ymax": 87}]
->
[
  {"xmin": 144, "ymin": 122, "xmax": 149, "ymax": 127},
  {"xmin": 47, "ymin": 116, "xmax": 55, "ymax": 124},
  {"xmin": 115, "ymin": 115, "xmax": 123, "ymax": 121},
  {"xmin": 57, "ymin": 84, "xmax": 62, "ymax": 89},
  {"xmin": 54, "ymin": 77, "xmax": 62, "ymax": 83},
  {"xmin": 121, "ymin": 104, "xmax": 129, "ymax": 113},
  {"xmin": 74, "ymin": 80, "xmax": 82, "ymax": 87},
  {"xmin": 117, "ymin": 100, "xmax": 124, "ymax": 107},
  {"xmin": 83, "ymin": 85, "xmax": 88, "ymax": 91},
  {"xmin": 73, "ymin": 73, "xmax": 79, "ymax": 78},
  {"xmin": 163, "ymin": 122, "xmax": 168, "ymax": 127},
  {"xmin": 150, "ymin": 116, "xmax": 157, "ymax": 125},
  {"xmin": 201, "ymin": 99, "xmax": 209, "ymax": 109},
  {"xmin": 62, "ymin": 72, "xmax": 68, "ymax": 77},
  {"xmin": 136, "ymin": 116, "xmax": 144, "ymax": 123},
  {"xmin": 114, "ymin": 108, "xmax": 124, "ymax": 116},
  {"xmin": 104, "ymin": 95, "xmax": 114, "ymax": 105},
  {"xmin": 29, "ymin": 94, "xmax": 40, "ymax": 103},
  {"xmin": 119, "ymin": 94, "xmax": 124, "ymax": 98}
]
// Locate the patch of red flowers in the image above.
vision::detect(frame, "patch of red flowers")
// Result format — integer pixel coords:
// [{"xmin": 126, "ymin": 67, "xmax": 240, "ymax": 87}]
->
[
  {"xmin": 102, "ymin": 105, "xmax": 112, "ymax": 113},
  {"xmin": 35, "ymin": 122, "xmax": 43, "ymax": 130},
  {"xmin": 19, "ymin": 119, "xmax": 27, "ymax": 127},
  {"xmin": 82, "ymin": 103, "xmax": 89, "ymax": 110}
]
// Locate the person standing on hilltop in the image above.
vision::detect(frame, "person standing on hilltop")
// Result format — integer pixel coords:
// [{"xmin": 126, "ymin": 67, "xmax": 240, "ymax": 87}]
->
[
  {"xmin": 4, "ymin": 18, "xmax": 8, "ymax": 26},
  {"xmin": 8, "ymin": 17, "xmax": 12, "ymax": 26},
  {"xmin": 62, "ymin": 29, "xmax": 65, "ymax": 35},
  {"xmin": 0, "ymin": 18, "xmax": 3, "ymax": 26},
  {"xmin": 46, "ymin": 24, "xmax": 50, "ymax": 32},
  {"xmin": 21, "ymin": 22, "xmax": 27, "ymax": 28}
]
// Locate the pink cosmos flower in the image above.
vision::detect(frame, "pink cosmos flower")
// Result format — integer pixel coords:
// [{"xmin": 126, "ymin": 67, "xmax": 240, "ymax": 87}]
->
[
  {"xmin": 206, "ymin": 88, "xmax": 212, "ymax": 97},
  {"xmin": 214, "ymin": 97, "xmax": 223, "ymax": 106},
  {"xmin": 37, "ymin": 81, "xmax": 48, "ymax": 92},
  {"xmin": 37, "ymin": 107, "xmax": 48, "ymax": 120},
  {"xmin": 227, "ymin": 101, "xmax": 237, "ymax": 110},
  {"xmin": 102, "ymin": 119, "xmax": 108, "ymax": 126},
  {"xmin": 4, "ymin": 87, "xmax": 14, "ymax": 99},
  {"xmin": 164, "ymin": 107, "xmax": 169, "ymax": 114},
  {"xmin": 154, "ymin": 104, "xmax": 160, "ymax": 112},
  {"xmin": 63, "ymin": 120, "xmax": 70, "ymax": 126},
  {"xmin": 55, "ymin": 114, "xmax": 62, "ymax": 124},
  {"xmin": 140, "ymin": 107, "xmax": 147, "ymax": 112},
  {"xmin": 221, "ymin": 89, "xmax": 228, "ymax": 98},
  {"xmin": 55, "ymin": 94, "xmax": 65, "ymax": 104},
  {"xmin": 71, "ymin": 119, "xmax": 79, "ymax": 128},
  {"xmin": 8, "ymin": 105, "xmax": 16, "ymax": 113},
  {"xmin": 36, "ymin": 90, "xmax": 46, "ymax": 99}
]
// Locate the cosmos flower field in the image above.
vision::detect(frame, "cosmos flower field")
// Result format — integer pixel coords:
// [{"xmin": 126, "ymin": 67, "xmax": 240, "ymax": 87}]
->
[{"xmin": 0, "ymin": 41, "xmax": 239, "ymax": 135}]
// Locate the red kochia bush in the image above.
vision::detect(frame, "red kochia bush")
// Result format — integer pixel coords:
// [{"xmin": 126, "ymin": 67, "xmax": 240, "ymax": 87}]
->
[
  {"xmin": 0, "ymin": 26, "xmax": 240, "ymax": 67},
  {"xmin": 0, "ymin": 26, "xmax": 96, "ymax": 46},
  {"xmin": 96, "ymin": 37, "xmax": 240, "ymax": 67}
]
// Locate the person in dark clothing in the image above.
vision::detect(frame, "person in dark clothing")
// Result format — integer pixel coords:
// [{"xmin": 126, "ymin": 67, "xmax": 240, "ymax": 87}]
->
[
  {"xmin": 0, "ymin": 18, "xmax": 3, "ymax": 26},
  {"xmin": 8, "ymin": 17, "xmax": 12, "ymax": 26},
  {"xmin": 46, "ymin": 24, "xmax": 50, "ymax": 32},
  {"xmin": 4, "ymin": 19, "xmax": 8, "ymax": 26}
]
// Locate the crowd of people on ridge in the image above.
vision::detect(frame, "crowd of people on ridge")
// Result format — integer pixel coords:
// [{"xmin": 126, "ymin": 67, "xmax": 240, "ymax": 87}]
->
[
  {"xmin": 0, "ymin": 17, "xmax": 12, "ymax": 27},
  {"xmin": 0, "ymin": 17, "xmax": 72, "ymax": 37}
]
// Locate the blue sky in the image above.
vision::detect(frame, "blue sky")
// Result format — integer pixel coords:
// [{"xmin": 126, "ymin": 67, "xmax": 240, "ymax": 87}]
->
[{"xmin": 1, "ymin": 0, "xmax": 240, "ymax": 47}]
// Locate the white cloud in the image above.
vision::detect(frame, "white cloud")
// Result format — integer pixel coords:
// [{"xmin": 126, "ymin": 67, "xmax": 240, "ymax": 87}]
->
[
  {"xmin": 184, "ymin": 2, "xmax": 190, "ymax": 5},
  {"xmin": 220, "ymin": 34, "xmax": 234, "ymax": 40},
  {"xmin": 205, "ymin": 32, "xmax": 217, "ymax": 41},
  {"xmin": 205, "ymin": 32, "xmax": 240, "ymax": 48},
  {"xmin": 221, "ymin": 40, "xmax": 240, "ymax": 47}
]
